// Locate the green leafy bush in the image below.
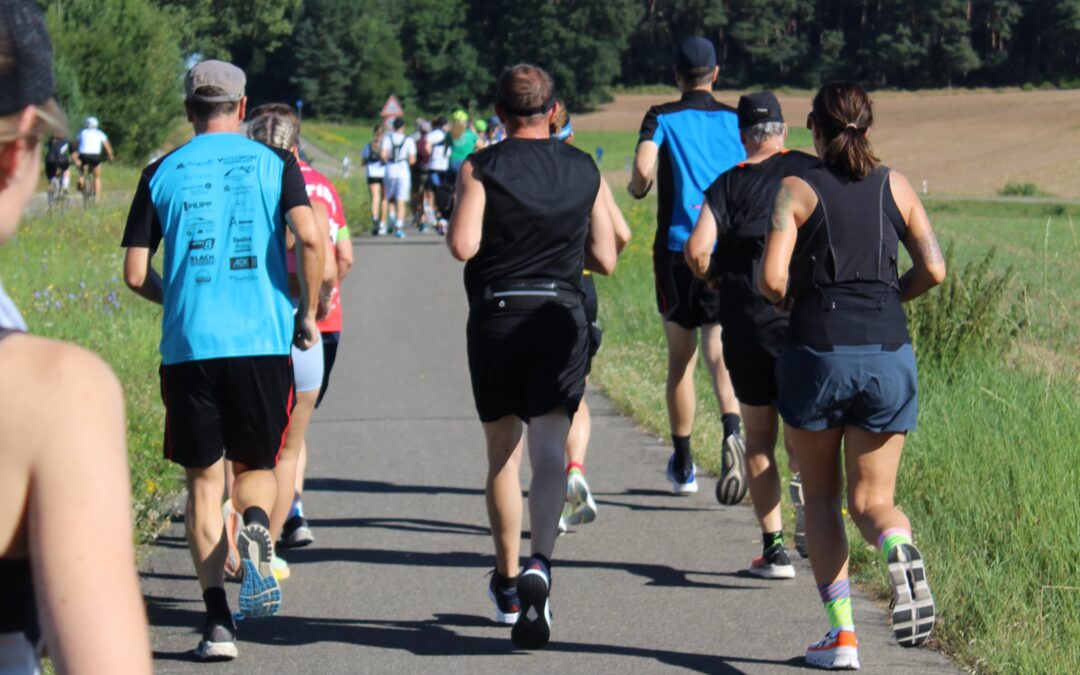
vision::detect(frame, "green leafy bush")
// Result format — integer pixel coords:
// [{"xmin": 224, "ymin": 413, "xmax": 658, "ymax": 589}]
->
[{"xmin": 997, "ymin": 181, "xmax": 1045, "ymax": 197}]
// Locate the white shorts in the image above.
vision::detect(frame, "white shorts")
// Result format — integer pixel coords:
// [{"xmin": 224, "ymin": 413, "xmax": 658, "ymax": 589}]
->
[
  {"xmin": 384, "ymin": 175, "xmax": 411, "ymax": 203},
  {"xmin": 291, "ymin": 335, "xmax": 324, "ymax": 393}
]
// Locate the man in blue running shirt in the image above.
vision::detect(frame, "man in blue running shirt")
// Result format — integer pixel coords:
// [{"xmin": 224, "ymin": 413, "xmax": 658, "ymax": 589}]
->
[
  {"xmin": 628, "ymin": 37, "xmax": 746, "ymax": 495},
  {"xmin": 121, "ymin": 60, "xmax": 325, "ymax": 661}
]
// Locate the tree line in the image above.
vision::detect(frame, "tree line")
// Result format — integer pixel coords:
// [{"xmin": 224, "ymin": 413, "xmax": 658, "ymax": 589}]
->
[{"xmin": 39, "ymin": 0, "xmax": 1080, "ymax": 159}]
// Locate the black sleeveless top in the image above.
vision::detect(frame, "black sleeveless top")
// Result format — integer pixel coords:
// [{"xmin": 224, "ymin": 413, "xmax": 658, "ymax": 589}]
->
[
  {"xmin": 463, "ymin": 137, "xmax": 601, "ymax": 298},
  {"xmin": 788, "ymin": 165, "xmax": 910, "ymax": 347},
  {"xmin": 0, "ymin": 328, "xmax": 40, "ymax": 648}
]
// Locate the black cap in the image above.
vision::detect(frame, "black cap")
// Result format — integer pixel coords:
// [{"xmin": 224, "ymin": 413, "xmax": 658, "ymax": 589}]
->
[
  {"xmin": 737, "ymin": 91, "xmax": 784, "ymax": 129},
  {"xmin": 674, "ymin": 36, "xmax": 716, "ymax": 73},
  {"xmin": 0, "ymin": 0, "xmax": 67, "ymax": 134}
]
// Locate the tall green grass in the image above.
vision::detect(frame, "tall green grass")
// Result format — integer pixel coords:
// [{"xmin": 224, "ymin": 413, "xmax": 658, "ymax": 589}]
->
[
  {"xmin": 592, "ymin": 190, "xmax": 1080, "ymax": 673},
  {"xmin": 0, "ymin": 203, "xmax": 175, "ymax": 541}
]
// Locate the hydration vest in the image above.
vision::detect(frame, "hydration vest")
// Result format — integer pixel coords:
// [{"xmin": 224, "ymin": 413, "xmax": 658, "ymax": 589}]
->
[{"xmin": 787, "ymin": 165, "xmax": 910, "ymax": 347}]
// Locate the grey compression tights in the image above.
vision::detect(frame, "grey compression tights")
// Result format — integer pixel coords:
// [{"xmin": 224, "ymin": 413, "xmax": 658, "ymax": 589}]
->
[{"xmin": 527, "ymin": 410, "xmax": 572, "ymax": 560}]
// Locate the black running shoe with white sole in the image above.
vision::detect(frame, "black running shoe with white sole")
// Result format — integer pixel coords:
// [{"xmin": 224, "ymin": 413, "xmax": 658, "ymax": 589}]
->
[
  {"xmin": 790, "ymin": 473, "xmax": 809, "ymax": 558},
  {"xmin": 748, "ymin": 543, "xmax": 796, "ymax": 579},
  {"xmin": 237, "ymin": 523, "xmax": 281, "ymax": 618},
  {"xmin": 716, "ymin": 434, "xmax": 748, "ymax": 505},
  {"xmin": 512, "ymin": 557, "xmax": 552, "ymax": 649},
  {"xmin": 194, "ymin": 619, "xmax": 238, "ymax": 661},
  {"xmin": 888, "ymin": 543, "xmax": 935, "ymax": 647},
  {"xmin": 281, "ymin": 515, "xmax": 315, "ymax": 548},
  {"xmin": 487, "ymin": 570, "xmax": 521, "ymax": 625}
]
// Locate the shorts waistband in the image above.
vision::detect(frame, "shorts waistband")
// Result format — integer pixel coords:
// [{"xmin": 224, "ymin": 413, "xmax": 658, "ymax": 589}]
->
[
  {"xmin": 474, "ymin": 279, "xmax": 581, "ymax": 304},
  {"xmin": 792, "ymin": 342, "xmax": 908, "ymax": 353}
]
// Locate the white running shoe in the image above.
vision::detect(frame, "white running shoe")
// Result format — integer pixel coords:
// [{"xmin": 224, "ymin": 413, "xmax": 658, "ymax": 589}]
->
[
  {"xmin": 563, "ymin": 471, "xmax": 597, "ymax": 526},
  {"xmin": 887, "ymin": 543, "xmax": 935, "ymax": 647},
  {"xmin": 805, "ymin": 629, "xmax": 860, "ymax": 670},
  {"xmin": 194, "ymin": 621, "xmax": 238, "ymax": 661}
]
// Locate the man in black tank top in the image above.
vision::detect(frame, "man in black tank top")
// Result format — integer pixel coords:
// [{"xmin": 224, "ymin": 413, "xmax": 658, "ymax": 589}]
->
[
  {"xmin": 446, "ymin": 64, "xmax": 617, "ymax": 651},
  {"xmin": 687, "ymin": 92, "xmax": 819, "ymax": 579}
]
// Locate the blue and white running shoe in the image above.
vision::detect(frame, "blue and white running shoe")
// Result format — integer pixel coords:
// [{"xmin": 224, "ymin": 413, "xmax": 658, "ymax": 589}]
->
[
  {"xmin": 237, "ymin": 523, "xmax": 281, "ymax": 618},
  {"xmin": 512, "ymin": 557, "xmax": 552, "ymax": 650},
  {"xmin": 665, "ymin": 454, "xmax": 698, "ymax": 495}
]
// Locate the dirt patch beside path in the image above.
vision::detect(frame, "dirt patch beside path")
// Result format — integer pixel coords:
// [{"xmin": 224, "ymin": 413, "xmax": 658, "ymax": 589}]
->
[{"xmin": 577, "ymin": 90, "xmax": 1080, "ymax": 198}]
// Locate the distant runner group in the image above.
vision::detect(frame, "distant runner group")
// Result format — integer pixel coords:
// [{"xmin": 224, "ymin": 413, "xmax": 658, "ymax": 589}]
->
[{"xmin": 0, "ymin": 4, "xmax": 949, "ymax": 672}]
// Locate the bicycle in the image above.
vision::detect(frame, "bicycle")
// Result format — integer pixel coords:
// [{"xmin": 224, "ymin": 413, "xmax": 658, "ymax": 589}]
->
[
  {"xmin": 46, "ymin": 171, "xmax": 69, "ymax": 212},
  {"xmin": 78, "ymin": 162, "xmax": 98, "ymax": 207}
]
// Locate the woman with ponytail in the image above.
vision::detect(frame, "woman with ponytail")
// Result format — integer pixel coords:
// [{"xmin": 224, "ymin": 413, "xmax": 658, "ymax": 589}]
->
[{"xmin": 758, "ymin": 82, "xmax": 946, "ymax": 669}]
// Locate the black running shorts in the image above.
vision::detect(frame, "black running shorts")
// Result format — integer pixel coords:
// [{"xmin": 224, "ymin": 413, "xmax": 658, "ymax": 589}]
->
[
  {"xmin": 653, "ymin": 250, "xmax": 721, "ymax": 329},
  {"xmin": 80, "ymin": 153, "xmax": 103, "ymax": 169},
  {"xmin": 467, "ymin": 284, "xmax": 589, "ymax": 423},
  {"xmin": 582, "ymin": 273, "xmax": 602, "ymax": 361},
  {"xmin": 720, "ymin": 325, "xmax": 782, "ymax": 407},
  {"xmin": 159, "ymin": 356, "xmax": 295, "ymax": 469}
]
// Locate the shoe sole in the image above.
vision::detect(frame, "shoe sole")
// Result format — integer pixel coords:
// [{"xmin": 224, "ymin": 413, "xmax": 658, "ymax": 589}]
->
[
  {"xmin": 195, "ymin": 640, "xmax": 238, "ymax": 661},
  {"xmin": 564, "ymin": 475, "xmax": 597, "ymax": 526},
  {"xmin": 805, "ymin": 646, "xmax": 860, "ymax": 669},
  {"xmin": 716, "ymin": 435, "xmax": 748, "ymax": 505},
  {"xmin": 512, "ymin": 569, "xmax": 552, "ymax": 649},
  {"xmin": 747, "ymin": 563, "xmax": 796, "ymax": 580},
  {"xmin": 237, "ymin": 524, "xmax": 281, "ymax": 618},
  {"xmin": 888, "ymin": 543, "xmax": 935, "ymax": 647},
  {"xmin": 486, "ymin": 586, "xmax": 520, "ymax": 625},
  {"xmin": 790, "ymin": 477, "xmax": 809, "ymax": 559}
]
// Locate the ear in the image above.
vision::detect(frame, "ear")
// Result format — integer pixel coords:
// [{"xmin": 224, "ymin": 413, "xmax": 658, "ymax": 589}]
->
[
  {"xmin": 710, "ymin": 66, "xmax": 719, "ymax": 83},
  {"xmin": 0, "ymin": 108, "xmax": 39, "ymax": 187},
  {"xmin": 237, "ymin": 97, "xmax": 248, "ymax": 122},
  {"xmin": 547, "ymin": 100, "xmax": 560, "ymax": 127},
  {"xmin": 782, "ymin": 124, "xmax": 789, "ymax": 142}
]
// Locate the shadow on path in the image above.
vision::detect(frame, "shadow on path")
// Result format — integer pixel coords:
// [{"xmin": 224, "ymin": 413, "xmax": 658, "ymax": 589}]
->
[{"xmin": 305, "ymin": 477, "xmax": 484, "ymax": 496}]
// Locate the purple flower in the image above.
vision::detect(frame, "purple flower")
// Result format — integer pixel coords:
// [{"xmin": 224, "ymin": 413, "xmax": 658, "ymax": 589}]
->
[
  {"xmin": 53, "ymin": 300, "xmax": 61, "ymax": 309},
  {"xmin": 33, "ymin": 291, "xmax": 40, "ymax": 299},
  {"xmin": 79, "ymin": 281, "xmax": 87, "ymax": 290},
  {"xmin": 67, "ymin": 293, "xmax": 76, "ymax": 300}
]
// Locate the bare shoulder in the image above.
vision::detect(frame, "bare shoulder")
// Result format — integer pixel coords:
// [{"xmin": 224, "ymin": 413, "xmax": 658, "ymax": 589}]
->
[{"xmin": 888, "ymin": 169, "xmax": 916, "ymax": 196}]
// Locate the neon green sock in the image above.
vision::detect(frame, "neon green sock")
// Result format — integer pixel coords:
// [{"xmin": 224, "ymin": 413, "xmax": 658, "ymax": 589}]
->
[
  {"xmin": 879, "ymin": 528, "xmax": 913, "ymax": 566},
  {"xmin": 818, "ymin": 580, "xmax": 855, "ymax": 631}
]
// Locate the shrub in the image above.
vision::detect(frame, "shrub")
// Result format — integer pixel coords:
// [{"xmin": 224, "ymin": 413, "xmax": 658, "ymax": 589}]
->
[{"xmin": 998, "ymin": 181, "xmax": 1045, "ymax": 197}]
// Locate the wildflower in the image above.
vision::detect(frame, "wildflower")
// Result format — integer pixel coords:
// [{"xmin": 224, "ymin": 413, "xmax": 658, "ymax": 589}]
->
[
  {"xmin": 53, "ymin": 300, "xmax": 61, "ymax": 309},
  {"xmin": 67, "ymin": 293, "xmax": 75, "ymax": 300},
  {"xmin": 79, "ymin": 281, "xmax": 86, "ymax": 289}
]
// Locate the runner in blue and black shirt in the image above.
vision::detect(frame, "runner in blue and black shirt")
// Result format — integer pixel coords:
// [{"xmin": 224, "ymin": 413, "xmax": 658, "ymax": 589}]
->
[{"xmin": 628, "ymin": 36, "xmax": 746, "ymax": 495}]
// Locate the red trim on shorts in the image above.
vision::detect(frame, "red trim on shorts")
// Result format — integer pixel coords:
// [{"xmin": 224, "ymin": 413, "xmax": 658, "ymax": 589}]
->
[{"xmin": 276, "ymin": 373, "xmax": 296, "ymax": 465}]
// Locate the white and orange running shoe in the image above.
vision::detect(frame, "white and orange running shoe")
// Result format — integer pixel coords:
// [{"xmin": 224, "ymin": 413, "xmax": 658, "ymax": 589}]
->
[{"xmin": 805, "ymin": 629, "xmax": 860, "ymax": 670}]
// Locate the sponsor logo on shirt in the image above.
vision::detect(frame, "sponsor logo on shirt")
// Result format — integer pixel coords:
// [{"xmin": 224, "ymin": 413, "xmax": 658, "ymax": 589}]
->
[
  {"xmin": 218, "ymin": 155, "xmax": 257, "ymax": 166},
  {"xmin": 183, "ymin": 199, "xmax": 213, "ymax": 212},
  {"xmin": 182, "ymin": 182, "xmax": 213, "ymax": 196},
  {"xmin": 195, "ymin": 271, "xmax": 212, "ymax": 285},
  {"xmin": 224, "ymin": 165, "xmax": 255, "ymax": 181},
  {"xmin": 229, "ymin": 256, "xmax": 258, "ymax": 270},
  {"xmin": 189, "ymin": 253, "xmax": 215, "ymax": 266},
  {"xmin": 231, "ymin": 235, "xmax": 253, "ymax": 253},
  {"xmin": 189, "ymin": 238, "xmax": 215, "ymax": 251},
  {"xmin": 229, "ymin": 215, "xmax": 254, "ymax": 230}
]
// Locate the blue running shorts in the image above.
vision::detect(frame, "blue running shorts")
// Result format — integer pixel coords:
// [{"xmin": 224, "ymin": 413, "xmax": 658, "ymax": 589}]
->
[{"xmin": 776, "ymin": 343, "xmax": 918, "ymax": 433}]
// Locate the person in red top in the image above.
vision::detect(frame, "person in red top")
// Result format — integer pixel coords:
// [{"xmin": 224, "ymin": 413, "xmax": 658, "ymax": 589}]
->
[{"xmin": 244, "ymin": 103, "xmax": 353, "ymax": 564}]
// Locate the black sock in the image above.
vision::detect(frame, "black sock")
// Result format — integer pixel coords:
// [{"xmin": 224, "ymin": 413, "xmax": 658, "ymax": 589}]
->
[
  {"xmin": 494, "ymin": 570, "xmax": 517, "ymax": 591},
  {"xmin": 672, "ymin": 435, "xmax": 692, "ymax": 473},
  {"xmin": 203, "ymin": 587, "xmax": 232, "ymax": 624},
  {"xmin": 763, "ymin": 530, "xmax": 784, "ymax": 553},
  {"xmin": 242, "ymin": 506, "xmax": 270, "ymax": 530},
  {"xmin": 722, "ymin": 413, "xmax": 741, "ymax": 439}
]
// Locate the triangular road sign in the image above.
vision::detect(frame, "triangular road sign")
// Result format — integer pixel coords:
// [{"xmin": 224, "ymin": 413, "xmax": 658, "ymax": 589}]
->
[{"xmin": 380, "ymin": 95, "xmax": 403, "ymax": 118}]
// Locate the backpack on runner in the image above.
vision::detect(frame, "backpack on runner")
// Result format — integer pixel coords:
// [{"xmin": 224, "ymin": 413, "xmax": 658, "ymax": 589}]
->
[{"xmin": 415, "ymin": 135, "xmax": 431, "ymax": 167}]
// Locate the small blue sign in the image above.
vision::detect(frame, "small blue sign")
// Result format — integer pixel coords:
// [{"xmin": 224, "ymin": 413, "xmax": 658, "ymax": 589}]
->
[{"xmin": 596, "ymin": 147, "xmax": 604, "ymax": 162}]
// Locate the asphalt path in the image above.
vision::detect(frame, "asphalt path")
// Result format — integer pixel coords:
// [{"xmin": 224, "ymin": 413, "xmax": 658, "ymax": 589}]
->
[{"xmin": 140, "ymin": 233, "xmax": 958, "ymax": 674}]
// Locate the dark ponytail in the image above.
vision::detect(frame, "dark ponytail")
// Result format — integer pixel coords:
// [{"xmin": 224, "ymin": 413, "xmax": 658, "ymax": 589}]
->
[{"xmin": 811, "ymin": 82, "xmax": 879, "ymax": 180}]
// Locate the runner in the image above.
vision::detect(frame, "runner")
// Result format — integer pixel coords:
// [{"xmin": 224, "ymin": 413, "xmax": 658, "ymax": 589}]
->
[
  {"xmin": 549, "ymin": 103, "xmax": 633, "ymax": 534},
  {"xmin": 423, "ymin": 116, "xmax": 451, "ymax": 235},
  {"xmin": 381, "ymin": 117, "xmax": 416, "ymax": 238},
  {"xmin": 244, "ymin": 103, "xmax": 337, "ymax": 578},
  {"xmin": 447, "ymin": 109, "xmax": 479, "ymax": 175},
  {"xmin": 473, "ymin": 118, "xmax": 489, "ymax": 150},
  {"xmin": 758, "ymin": 81, "xmax": 944, "ymax": 668},
  {"xmin": 447, "ymin": 64, "xmax": 616, "ymax": 650},
  {"xmin": 628, "ymin": 36, "xmax": 746, "ymax": 494},
  {"xmin": 43, "ymin": 134, "xmax": 72, "ymax": 195},
  {"xmin": 121, "ymin": 59, "xmax": 325, "ymax": 661},
  {"xmin": 245, "ymin": 103, "xmax": 353, "ymax": 554},
  {"xmin": 361, "ymin": 125, "xmax": 388, "ymax": 235},
  {"xmin": 0, "ymin": 5, "xmax": 152, "ymax": 671},
  {"xmin": 72, "ymin": 115, "xmax": 114, "ymax": 204},
  {"xmin": 411, "ymin": 118, "xmax": 431, "ymax": 231},
  {"xmin": 685, "ymin": 92, "xmax": 818, "ymax": 577}
]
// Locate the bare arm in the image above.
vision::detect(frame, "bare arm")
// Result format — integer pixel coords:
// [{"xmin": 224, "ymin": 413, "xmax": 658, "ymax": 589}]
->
[
  {"xmin": 311, "ymin": 201, "xmax": 337, "ymax": 318},
  {"xmin": 446, "ymin": 159, "xmax": 485, "ymax": 261},
  {"xmin": 6, "ymin": 338, "xmax": 153, "ymax": 674},
  {"xmin": 335, "ymin": 235, "xmax": 354, "ymax": 281},
  {"xmin": 630, "ymin": 140, "xmax": 658, "ymax": 198},
  {"xmin": 685, "ymin": 205, "xmax": 718, "ymax": 279},
  {"xmin": 758, "ymin": 176, "xmax": 817, "ymax": 305},
  {"xmin": 890, "ymin": 171, "xmax": 947, "ymax": 302},
  {"xmin": 586, "ymin": 182, "xmax": 617, "ymax": 275},
  {"xmin": 103, "ymin": 139, "xmax": 115, "ymax": 162},
  {"xmin": 599, "ymin": 177, "xmax": 631, "ymax": 253},
  {"xmin": 123, "ymin": 247, "xmax": 163, "ymax": 304},
  {"xmin": 286, "ymin": 204, "xmax": 325, "ymax": 349}
]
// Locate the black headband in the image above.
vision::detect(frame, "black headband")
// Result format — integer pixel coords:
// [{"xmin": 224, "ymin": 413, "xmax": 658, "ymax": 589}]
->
[{"xmin": 497, "ymin": 92, "xmax": 556, "ymax": 118}]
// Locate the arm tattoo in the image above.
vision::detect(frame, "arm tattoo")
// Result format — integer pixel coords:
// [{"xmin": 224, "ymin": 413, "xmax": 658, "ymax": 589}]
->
[
  {"xmin": 770, "ymin": 184, "xmax": 793, "ymax": 233},
  {"xmin": 916, "ymin": 229, "xmax": 944, "ymax": 267}
]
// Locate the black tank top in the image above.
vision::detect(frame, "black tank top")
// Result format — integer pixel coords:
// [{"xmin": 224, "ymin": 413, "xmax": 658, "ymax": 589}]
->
[
  {"xmin": 787, "ymin": 165, "xmax": 910, "ymax": 347},
  {"xmin": 463, "ymin": 137, "xmax": 600, "ymax": 297}
]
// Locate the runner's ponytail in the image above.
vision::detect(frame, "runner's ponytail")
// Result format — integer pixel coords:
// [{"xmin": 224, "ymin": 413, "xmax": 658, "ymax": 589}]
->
[{"xmin": 811, "ymin": 82, "xmax": 878, "ymax": 180}]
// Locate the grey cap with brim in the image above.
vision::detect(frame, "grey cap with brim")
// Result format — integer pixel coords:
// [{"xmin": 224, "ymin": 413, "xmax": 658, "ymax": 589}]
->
[{"xmin": 184, "ymin": 60, "xmax": 246, "ymax": 102}]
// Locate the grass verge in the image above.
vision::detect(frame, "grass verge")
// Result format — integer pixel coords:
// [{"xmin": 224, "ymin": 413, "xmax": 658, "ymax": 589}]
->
[{"xmin": 592, "ymin": 190, "xmax": 1079, "ymax": 672}]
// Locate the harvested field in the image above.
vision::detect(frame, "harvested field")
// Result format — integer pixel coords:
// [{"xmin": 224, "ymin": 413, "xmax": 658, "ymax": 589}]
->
[{"xmin": 576, "ymin": 89, "xmax": 1080, "ymax": 198}]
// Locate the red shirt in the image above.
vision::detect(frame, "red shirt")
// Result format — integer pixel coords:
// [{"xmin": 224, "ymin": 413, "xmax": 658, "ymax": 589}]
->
[{"xmin": 287, "ymin": 161, "xmax": 347, "ymax": 333}]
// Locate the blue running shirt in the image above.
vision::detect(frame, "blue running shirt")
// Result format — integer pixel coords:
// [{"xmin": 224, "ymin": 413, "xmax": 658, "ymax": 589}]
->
[
  {"xmin": 638, "ymin": 90, "xmax": 745, "ymax": 253},
  {"xmin": 122, "ymin": 133, "xmax": 310, "ymax": 365}
]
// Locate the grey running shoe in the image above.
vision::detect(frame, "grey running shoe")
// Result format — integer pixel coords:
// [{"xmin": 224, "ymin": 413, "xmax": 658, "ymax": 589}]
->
[
  {"xmin": 888, "ymin": 543, "xmax": 935, "ymax": 647},
  {"xmin": 194, "ymin": 620, "xmax": 237, "ymax": 661},
  {"xmin": 748, "ymin": 544, "xmax": 796, "ymax": 579},
  {"xmin": 563, "ymin": 471, "xmax": 597, "ymax": 526},
  {"xmin": 716, "ymin": 434, "xmax": 748, "ymax": 505},
  {"xmin": 790, "ymin": 473, "xmax": 809, "ymax": 558}
]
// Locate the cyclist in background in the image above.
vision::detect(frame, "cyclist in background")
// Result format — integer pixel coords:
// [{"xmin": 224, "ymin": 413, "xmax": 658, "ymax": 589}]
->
[
  {"xmin": 44, "ymin": 135, "xmax": 72, "ymax": 203},
  {"xmin": 73, "ymin": 116, "xmax": 114, "ymax": 204}
]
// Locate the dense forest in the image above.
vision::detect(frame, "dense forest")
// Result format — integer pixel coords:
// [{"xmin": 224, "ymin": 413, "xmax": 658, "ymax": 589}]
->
[{"xmin": 39, "ymin": 0, "xmax": 1080, "ymax": 157}]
